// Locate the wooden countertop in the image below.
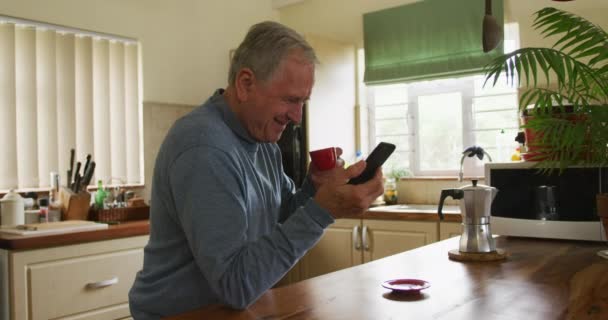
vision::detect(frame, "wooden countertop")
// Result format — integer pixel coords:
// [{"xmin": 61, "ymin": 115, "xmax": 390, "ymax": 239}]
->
[
  {"xmin": 166, "ymin": 236, "xmax": 608, "ymax": 320},
  {"xmin": 0, "ymin": 205, "xmax": 458, "ymax": 251},
  {"xmin": 364, "ymin": 204, "xmax": 462, "ymax": 222},
  {"xmin": 0, "ymin": 220, "xmax": 150, "ymax": 250}
]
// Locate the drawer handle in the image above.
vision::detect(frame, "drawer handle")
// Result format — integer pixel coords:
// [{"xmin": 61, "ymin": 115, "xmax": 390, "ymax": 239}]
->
[
  {"xmin": 362, "ymin": 225, "xmax": 370, "ymax": 251},
  {"xmin": 86, "ymin": 277, "xmax": 119, "ymax": 289},
  {"xmin": 352, "ymin": 225, "xmax": 361, "ymax": 250}
]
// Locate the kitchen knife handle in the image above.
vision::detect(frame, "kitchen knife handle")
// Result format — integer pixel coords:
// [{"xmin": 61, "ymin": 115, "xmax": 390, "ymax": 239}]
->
[
  {"xmin": 68, "ymin": 148, "xmax": 75, "ymax": 185},
  {"xmin": 85, "ymin": 277, "xmax": 118, "ymax": 289},
  {"xmin": 73, "ymin": 174, "xmax": 81, "ymax": 193},
  {"xmin": 82, "ymin": 161, "xmax": 96, "ymax": 187},
  {"xmin": 83, "ymin": 154, "xmax": 91, "ymax": 177}
]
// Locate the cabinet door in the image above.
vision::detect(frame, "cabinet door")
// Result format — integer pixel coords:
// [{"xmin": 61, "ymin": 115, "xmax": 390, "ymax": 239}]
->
[
  {"xmin": 299, "ymin": 219, "xmax": 361, "ymax": 280},
  {"xmin": 363, "ymin": 220, "xmax": 438, "ymax": 263},
  {"xmin": 9, "ymin": 235, "xmax": 148, "ymax": 320},
  {"xmin": 440, "ymin": 222, "xmax": 462, "ymax": 240}
]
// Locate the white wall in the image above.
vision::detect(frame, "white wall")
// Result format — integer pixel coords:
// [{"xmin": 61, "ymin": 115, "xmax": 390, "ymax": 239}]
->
[{"xmin": 0, "ymin": 0, "xmax": 278, "ymax": 106}]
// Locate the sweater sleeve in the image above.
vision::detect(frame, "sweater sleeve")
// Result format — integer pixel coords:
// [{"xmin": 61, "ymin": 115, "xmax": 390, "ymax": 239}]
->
[{"xmin": 169, "ymin": 146, "xmax": 333, "ymax": 309}]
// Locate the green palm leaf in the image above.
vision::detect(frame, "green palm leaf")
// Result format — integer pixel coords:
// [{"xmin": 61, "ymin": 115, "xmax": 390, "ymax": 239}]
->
[{"xmin": 484, "ymin": 7, "xmax": 608, "ymax": 170}]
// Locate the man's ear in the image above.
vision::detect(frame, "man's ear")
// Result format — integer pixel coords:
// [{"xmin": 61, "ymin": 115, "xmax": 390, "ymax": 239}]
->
[{"xmin": 235, "ymin": 68, "xmax": 255, "ymax": 102}]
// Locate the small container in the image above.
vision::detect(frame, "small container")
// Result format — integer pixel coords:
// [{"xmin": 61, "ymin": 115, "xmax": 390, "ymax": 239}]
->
[
  {"xmin": 38, "ymin": 198, "xmax": 49, "ymax": 223},
  {"xmin": 1, "ymin": 189, "xmax": 25, "ymax": 227},
  {"xmin": 384, "ymin": 178, "xmax": 398, "ymax": 205}
]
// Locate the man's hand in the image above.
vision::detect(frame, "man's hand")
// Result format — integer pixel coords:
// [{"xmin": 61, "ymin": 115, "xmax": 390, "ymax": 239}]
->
[{"xmin": 313, "ymin": 160, "xmax": 384, "ymax": 219}]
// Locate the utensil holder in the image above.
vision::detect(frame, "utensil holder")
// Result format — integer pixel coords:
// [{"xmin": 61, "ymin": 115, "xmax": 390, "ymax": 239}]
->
[{"xmin": 59, "ymin": 187, "xmax": 91, "ymax": 221}]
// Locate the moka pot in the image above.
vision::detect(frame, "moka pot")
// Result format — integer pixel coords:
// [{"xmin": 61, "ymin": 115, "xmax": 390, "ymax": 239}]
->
[{"xmin": 438, "ymin": 180, "xmax": 498, "ymax": 253}]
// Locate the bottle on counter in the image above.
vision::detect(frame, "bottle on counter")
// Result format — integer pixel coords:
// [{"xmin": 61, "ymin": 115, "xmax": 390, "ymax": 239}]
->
[
  {"xmin": 48, "ymin": 172, "xmax": 62, "ymax": 221},
  {"xmin": 95, "ymin": 180, "xmax": 107, "ymax": 210}
]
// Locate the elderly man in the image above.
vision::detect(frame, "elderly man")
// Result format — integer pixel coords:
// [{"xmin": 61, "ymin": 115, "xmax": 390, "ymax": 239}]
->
[{"xmin": 129, "ymin": 21, "xmax": 383, "ymax": 319}]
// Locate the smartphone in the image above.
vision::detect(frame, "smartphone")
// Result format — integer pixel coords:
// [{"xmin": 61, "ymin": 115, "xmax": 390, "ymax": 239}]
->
[{"xmin": 348, "ymin": 142, "xmax": 396, "ymax": 185}]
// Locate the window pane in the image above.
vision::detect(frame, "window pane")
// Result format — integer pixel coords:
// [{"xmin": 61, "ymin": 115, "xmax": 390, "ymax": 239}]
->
[
  {"xmin": 375, "ymin": 135, "xmax": 410, "ymax": 152},
  {"xmin": 418, "ymin": 92, "xmax": 463, "ymax": 170},
  {"xmin": 375, "ymin": 118, "xmax": 409, "ymax": 136},
  {"xmin": 373, "ymin": 84, "xmax": 407, "ymax": 105},
  {"xmin": 375, "ymin": 104, "xmax": 407, "ymax": 120},
  {"xmin": 473, "ymin": 109, "xmax": 519, "ymax": 130},
  {"xmin": 473, "ymin": 74, "xmax": 517, "ymax": 95},
  {"xmin": 383, "ymin": 150, "xmax": 410, "ymax": 174},
  {"xmin": 473, "ymin": 95, "xmax": 518, "ymax": 112},
  {"xmin": 474, "ymin": 128, "xmax": 519, "ymax": 161}
]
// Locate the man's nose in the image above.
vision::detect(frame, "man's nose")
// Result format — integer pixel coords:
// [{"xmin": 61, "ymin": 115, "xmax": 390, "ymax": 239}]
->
[{"xmin": 287, "ymin": 104, "xmax": 303, "ymax": 124}]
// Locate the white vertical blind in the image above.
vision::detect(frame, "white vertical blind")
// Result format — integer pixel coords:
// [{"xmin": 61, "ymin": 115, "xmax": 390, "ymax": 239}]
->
[
  {"xmin": 0, "ymin": 18, "xmax": 142, "ymax": 191},
  {"xmin": 15, "ymin": 25, "xmax": 38, "ymax": 188},
  {"xmin": 75, "ymin": 36, "xmax": 94, "ymax": 165},
  {"xmin": 93, "ymin": 38, "xmax": 111, "ymax": 185},
  {"xmin": 56, "ymin": 33, "xmax": 76, "ymax": 185},
  {"xmin": 36, "ymin": 29, "xmax": 57, "ymax": 187},
  {"xmin": 124, "ymin": 43, "xmax": 140, "ymax": 184},
  {"xmin": 0, "ymin": 24, "xmax": 17, "ymax": 189},
  {"xmin": 109, "ymin": 41, "xmax": 126, "ymax": 183}
]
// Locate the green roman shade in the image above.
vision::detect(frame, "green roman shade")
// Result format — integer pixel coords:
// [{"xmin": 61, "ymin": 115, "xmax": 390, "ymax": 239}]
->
[{"xmin": 363, "ymin": 0, "xmax": 504, "ymax": 84}]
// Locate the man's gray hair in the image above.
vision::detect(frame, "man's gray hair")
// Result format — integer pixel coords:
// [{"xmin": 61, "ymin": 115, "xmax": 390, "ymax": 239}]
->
[{"xmin": 228, "ymin": 21, "xmax": 318, "ymax": 85}]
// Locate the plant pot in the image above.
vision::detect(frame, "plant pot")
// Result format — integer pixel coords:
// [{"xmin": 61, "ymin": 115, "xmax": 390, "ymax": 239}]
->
[
  {"xmin": 596, "ymin": 193, "xmax": 608, "ymax": 240},
  {"xmin": 521, "ymin": 106, "xmax": 588, "ymax": 162}
]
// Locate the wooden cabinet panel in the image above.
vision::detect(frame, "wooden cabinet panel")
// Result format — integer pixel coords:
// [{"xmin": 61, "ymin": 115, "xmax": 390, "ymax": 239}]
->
[
  {"xmin": 299, "ymin": 219, "xmax": 360, "ymax": 280},
  {"xmin": 9, "ymin": 235, "xmax": 148, "ymax": 320},
  {"xmin": 298, "ymin": 219, "xmax": 440, "ymax": 282},
  {"xmin": 439, "ymin": 222, "xmax": 462, "ymax": 240},
  {"xmin": 29, "ymin": 249, "xmax": 143, "ymax": 320},
  {"xmin": 363, "ymin": 220, "xmax": 438, "ymax": 262}
]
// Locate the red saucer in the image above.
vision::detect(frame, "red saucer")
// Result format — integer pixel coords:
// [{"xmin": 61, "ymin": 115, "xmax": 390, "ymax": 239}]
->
[{"xmin": 381, "ymin": 279, "xmax": 430, "ymax": 293}]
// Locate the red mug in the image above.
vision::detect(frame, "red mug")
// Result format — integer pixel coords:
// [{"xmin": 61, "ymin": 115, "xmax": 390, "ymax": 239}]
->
[{"xmin": 309, "ymin": 147, "xmax": 337, "ymax": 171}]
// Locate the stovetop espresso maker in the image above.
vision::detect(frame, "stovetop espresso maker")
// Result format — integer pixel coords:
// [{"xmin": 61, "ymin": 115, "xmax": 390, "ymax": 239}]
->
[{"xmin": 438, "ymin": 146, "xmax": 498, "ymax": 253}]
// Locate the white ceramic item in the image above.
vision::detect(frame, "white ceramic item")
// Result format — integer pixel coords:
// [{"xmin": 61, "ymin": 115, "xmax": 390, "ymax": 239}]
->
[{"xmin": 1, "ymin": 189, "xmax": 25, "ymax": 227}]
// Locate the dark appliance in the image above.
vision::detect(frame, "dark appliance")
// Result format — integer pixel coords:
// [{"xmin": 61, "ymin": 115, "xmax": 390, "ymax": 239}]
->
[{"xmin": 277, "ymin": 106, "xmax": 308, "ymax": 187}]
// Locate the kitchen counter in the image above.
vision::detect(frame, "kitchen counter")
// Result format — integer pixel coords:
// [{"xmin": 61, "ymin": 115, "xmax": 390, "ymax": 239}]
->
[
  {"xmin": 364, "ymin": 204, "xmax": 462, "ymax": 222},
  {"xmin": 165, "ymin": 236, "xmax": 608, "ymax": 320},
  {"xmin": 0, "ymin": 220, "xmax": 150, "ymax": 250},
  {"xmin": 0, "ymin": 205, "xmax": 457, "ymax": 251}
]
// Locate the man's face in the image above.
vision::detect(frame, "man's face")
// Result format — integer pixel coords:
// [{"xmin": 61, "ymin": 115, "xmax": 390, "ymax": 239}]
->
[{"xmin": 241, "ymin": 51, "xmax": 314, "ymax": 143}]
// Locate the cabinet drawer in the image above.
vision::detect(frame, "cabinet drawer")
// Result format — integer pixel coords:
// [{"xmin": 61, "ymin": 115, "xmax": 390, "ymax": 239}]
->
[{"xmin": 28, "ymin": 248, "xmax": 143, "ymax": 320}]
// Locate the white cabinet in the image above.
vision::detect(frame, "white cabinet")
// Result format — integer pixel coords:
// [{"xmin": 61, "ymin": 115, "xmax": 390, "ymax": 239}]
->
[
  {"xmin": 3, "ymin": 235, "xmax": 148, "ymax": 320},
  {"xmin": 439, "ymin": 222, "xmax": 462, "ymax": 240},
  {"xmin": 299, "ymin": 219, "xmax": 438, "ymax": 280}
]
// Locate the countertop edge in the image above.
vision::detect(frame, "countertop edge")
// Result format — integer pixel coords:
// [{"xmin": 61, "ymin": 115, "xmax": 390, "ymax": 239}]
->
[{"xmin": 0, "ymin": 220, "xmax": 150, "ymax": 251}]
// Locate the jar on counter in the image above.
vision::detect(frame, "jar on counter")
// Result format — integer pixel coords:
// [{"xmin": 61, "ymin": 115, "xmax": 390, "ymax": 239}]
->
[
  {"xmin": 383, "ymin": 178, "xmax": 398, "ymax": 205},
  {"xmin": 1, "ymin": 189, "xmax": 25, "ymax": 227}
]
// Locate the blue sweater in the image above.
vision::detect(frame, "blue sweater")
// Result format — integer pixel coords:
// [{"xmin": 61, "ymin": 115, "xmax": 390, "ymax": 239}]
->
[{"xmin": 128, "ymin": 90, "xmax": 334, "ymax": 319}]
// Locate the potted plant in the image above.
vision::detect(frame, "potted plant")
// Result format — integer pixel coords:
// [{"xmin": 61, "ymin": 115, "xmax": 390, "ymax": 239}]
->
[{"xmin": 483, "ymin": 7, "xmax": 608, "ymax": 238}]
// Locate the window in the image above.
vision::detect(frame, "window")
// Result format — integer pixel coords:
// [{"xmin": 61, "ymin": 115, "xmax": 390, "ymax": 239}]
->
[
  {"xmin": 366, "ymin": 23, "xmax": 520, "ymax": 177},
  {"xmin": 0, "ymin": 16, "xmax": 143, "ymax": 191}
]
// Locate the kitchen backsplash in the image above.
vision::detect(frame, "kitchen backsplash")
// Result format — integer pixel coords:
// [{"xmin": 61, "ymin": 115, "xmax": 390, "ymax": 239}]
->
[
  {"xmin": 397, "ymin": 178, "xmax": 485, "ymax": 205},
  {"xmin": 143, "ymin": 101, "xmax": 196, "ymax": 202}
]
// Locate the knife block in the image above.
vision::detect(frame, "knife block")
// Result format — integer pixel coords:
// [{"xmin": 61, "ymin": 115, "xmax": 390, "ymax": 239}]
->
[{"xmin": 59, "ymin": 187, "xmax": 92, "ymax": 221}]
